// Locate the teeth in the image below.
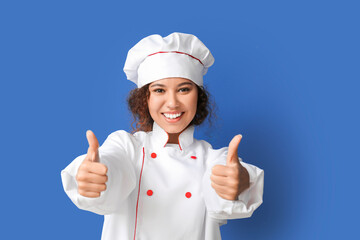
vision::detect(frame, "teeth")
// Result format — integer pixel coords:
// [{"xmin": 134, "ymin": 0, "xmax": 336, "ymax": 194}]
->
[{"xmin": 163, "ymin": 113, "xmax": 182, "ymax": 119}]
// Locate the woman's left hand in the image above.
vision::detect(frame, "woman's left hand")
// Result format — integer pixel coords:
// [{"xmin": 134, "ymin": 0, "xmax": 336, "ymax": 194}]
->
[{"xmin": 211, "ymin": 135, "xmax": 250, "ymax": 200}]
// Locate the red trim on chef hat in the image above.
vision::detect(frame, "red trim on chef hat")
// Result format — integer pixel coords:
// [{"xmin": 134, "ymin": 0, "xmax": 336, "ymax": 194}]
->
[{"xmin": 123, "ymin": 32, "xmax": 215, "ymax": 88}]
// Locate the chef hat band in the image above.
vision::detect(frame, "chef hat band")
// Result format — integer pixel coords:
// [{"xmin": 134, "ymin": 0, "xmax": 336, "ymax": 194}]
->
[
  {"xmin": 148, "ymin": 51, "xmax": 205, "ymax": 66},
  {"xmin": 123, "ymin": 32, "xmax": 214, "ymax": 88},
  {"xmin": 138, "ymin": 51, "xmax": 204, "ymax": 87}
]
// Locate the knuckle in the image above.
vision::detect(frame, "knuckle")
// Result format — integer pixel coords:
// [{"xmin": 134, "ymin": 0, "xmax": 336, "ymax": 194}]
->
[
  {"xmin": 81, "ymin": 161, "xmax": 90, "ymax": 168},
  {"xmin": 229, "ymin": 167, "xmax": 239, "ymax": 177},
  {"xmin": 226, "ymin": 195, "xmax": 234, "ymax": 200},
  {"xmin": 229, "ymin": 189, "xmax": 237, "ymax": 195},
  {"xmin": 227, "ymin": 181, "xmax": 236, "ymax": 189},
  {"xmin": 78, "ymin": 164, "xmax": 85, "ymax": 172},
  {"xmin": 212, "ymin": 165, "xmax": 220, "ymax": 172},
  {"xmin": 95, "ymin": 163, "xmax": 108, "ymax": 175},
  {"xmin": 211, "ymin": 178, "xmax": 219, "ymax": 186},
  {"xmin": 78, "ymin": 181, "xmax": 86, "ymax": 189},
  {"xmin": 221, "ymin": 194, "xmax": 230, "ymax": 200},
  {"xmin": 78, "ymin": 189, "xmax": 86, "ymax": 196},
  {"xmin": 232, "ymin": 179, "xmax": 240, "ymax": 187},
  {"xmin": 76, "ymin": 173, "xmax": 85, "ymax": 181}
]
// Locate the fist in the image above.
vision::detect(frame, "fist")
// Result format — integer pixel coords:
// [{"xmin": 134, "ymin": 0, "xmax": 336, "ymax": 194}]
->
[
  {"xmin": 211, "ymin": 135, "xmax": 250, "ymax": 200},
  {"xmin": 76, "ymin": 130, "xmax": 108, "ymax": 198}
]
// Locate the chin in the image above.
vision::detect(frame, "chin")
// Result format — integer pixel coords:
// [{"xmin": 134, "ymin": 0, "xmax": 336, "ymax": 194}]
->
[
  {"xmin": 164, "ymin": 127, "xmax": 183, "ymax": 134},
  {"xmin": 160, "ymin": 124, "xmax": 185, "ymax": 134}
]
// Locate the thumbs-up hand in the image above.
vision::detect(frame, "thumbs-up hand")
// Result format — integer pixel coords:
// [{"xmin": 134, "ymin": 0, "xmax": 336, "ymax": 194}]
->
[
  {"xmin": 210, "ymin": 135, "xmax": 250, "ymax": 200},
  {"xmin": 76, "ymin": 130, "xmax": 108, "ymax": 198}
]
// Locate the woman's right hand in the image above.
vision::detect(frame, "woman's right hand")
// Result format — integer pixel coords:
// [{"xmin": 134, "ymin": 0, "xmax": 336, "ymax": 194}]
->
[{"xmin": 76, "ymin": 130, "xmax": 108, "ymax": 198}]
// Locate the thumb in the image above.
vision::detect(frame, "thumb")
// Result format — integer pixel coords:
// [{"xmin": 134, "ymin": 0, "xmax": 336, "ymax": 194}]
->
[
  {"xmin": 86, "ymin": 130, "xmax": 100, "ymax": 162},
  {"xmin": 226, "ymin": 134, "xmax": 242, "ymax": 166}
]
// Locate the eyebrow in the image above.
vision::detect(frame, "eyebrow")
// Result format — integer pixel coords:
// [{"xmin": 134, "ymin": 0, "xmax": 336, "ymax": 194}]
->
[
  {"xmin": 149, "ymin": 82, "xmax": 194, "ymax": 88},
  {"xmin": 177, "ymin": 82, "xmax": 194, "ymax": 87},
  {"xmin": 150, "ymin": 83, "xmax": 165, "ymax": 88}
]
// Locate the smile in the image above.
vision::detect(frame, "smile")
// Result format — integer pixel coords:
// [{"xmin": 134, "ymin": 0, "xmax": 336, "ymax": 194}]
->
[{"xmin": 162, "ymin": 112, "xmax": 183, "ymax": 119}]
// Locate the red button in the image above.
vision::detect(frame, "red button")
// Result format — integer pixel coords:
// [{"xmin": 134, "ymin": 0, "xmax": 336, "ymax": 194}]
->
[
  {"xmin": 185, "ymin": 192, "xmax": 192, "ymax": 198},
  {"xmin": 191, "ymin": 156, "xmax": 197, "ymax": 159},
  {"xmin": 147, "ymin": 190, "xmax": 153, "ymax": 196},
  {"xmin": 151, "ymin": 153, "xmax": 157, "ymax": 158}
]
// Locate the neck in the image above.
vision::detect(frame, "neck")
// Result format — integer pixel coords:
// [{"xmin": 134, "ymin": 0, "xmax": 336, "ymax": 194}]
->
[{"xmin": 167, "ymin": 132, "xmax": 180, "ymax": 144}]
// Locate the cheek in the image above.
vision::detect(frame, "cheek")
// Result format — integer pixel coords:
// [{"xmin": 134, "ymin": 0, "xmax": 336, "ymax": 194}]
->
[
  {"xmin": 147, "ymin": 97, "xmax": 153, "ymax": 115},
  {"xmin": 147, "ymin": 96, "xmax": 160, "ymax": 116},
  {"xmin": 189, "ymin": 95, "xmax": 198, "ymax": 114}
]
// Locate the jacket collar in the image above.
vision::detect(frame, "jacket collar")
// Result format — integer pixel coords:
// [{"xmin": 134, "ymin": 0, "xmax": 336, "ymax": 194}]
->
[{"xmin": 150, "ymin": 122, "xmax": 194, "ymax": 150}]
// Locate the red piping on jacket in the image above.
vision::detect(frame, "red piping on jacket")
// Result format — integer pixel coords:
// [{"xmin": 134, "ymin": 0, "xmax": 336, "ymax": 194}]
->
[
  {"xmin": 164, "ymin": 132, "xmax": 168, "ymax": 148},
  {"xmin": 147, "ymin": 51, "xmax": 204, "ymax": 66},
  {"xmin": 177, "ymin": 134, "xmax": 182, "ymax": 151},
  {"xmin": 133, "ymin": 147, "xmax": 145, "ymax": 240}
]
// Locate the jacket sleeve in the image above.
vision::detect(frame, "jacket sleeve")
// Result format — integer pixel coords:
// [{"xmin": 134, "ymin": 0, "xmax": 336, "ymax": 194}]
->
[
  {"xmin": 202, "ymin": 147, "xmax": 264, "ymax": 220},
  {"xmin": 61, "ymin": 130, "xmax": 138, "ymax": 215}
]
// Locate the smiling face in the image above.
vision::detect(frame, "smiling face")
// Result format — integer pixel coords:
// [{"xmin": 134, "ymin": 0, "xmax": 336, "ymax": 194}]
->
[{"xmin": 147, "ymin": 77, "xmax": 198, "ymax": 141}]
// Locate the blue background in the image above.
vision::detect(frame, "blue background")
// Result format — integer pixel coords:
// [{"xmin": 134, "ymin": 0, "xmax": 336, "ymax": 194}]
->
[{"xmin": 1, "ymin": 0, "xmax": 359, "ymax": 239}]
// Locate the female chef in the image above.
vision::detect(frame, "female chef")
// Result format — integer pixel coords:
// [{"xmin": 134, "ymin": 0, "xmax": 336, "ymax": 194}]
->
[{"xmin": 61, "ymin": 32, "xmax": 264, "ymax": 240}]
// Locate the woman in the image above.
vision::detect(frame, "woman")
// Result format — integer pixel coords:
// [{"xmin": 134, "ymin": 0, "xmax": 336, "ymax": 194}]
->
[{"xmin": 61, "ymin": 32, "xmax": 264, "ymax": 240}]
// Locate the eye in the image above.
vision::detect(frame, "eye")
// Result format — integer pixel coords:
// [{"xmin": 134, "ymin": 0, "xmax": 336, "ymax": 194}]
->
[
  {"xmin": 179, "ymin": 87, "xmax": 190, "ymax": 93},
  {"xmin": 153, "ymin": 88, "xmax": 165, "ymax": 93}
]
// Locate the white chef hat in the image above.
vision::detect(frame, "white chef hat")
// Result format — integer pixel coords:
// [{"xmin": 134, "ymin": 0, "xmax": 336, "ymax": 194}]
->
[{"xmin": 123, "ymin": 32, "xmax": 214, "ymax": 88}]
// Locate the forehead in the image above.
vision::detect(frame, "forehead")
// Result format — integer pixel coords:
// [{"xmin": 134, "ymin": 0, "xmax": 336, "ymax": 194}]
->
[{"xmin": 149, "ymin": 77, "xmax": 194, "ymax": 87}]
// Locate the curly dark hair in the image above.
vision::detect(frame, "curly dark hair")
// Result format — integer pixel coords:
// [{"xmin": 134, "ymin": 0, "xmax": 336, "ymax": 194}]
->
[{"xmin": 127, "ymin": 83, "xmax": 215, "ymax": 133}]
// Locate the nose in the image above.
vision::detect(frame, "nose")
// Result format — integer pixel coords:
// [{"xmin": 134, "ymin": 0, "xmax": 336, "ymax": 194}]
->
[{"xmin": 166, "ymin": 91, "xmax": 180, "ymax": 109}]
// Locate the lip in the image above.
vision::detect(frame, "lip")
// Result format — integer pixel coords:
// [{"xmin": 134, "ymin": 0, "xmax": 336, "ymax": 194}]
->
[
  {"xmin": 162, "ymin": 112, "xmax": 184, "ymax": 123},
  {"xmin": 162, "ymin": 111, "xmax": 183, "ymax": 114}
]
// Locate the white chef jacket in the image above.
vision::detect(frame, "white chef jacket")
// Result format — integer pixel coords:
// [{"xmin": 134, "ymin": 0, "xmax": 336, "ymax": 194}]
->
[{"xmin": 61, "ymin": 122, "xmax": 264, "ymax": 240}]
